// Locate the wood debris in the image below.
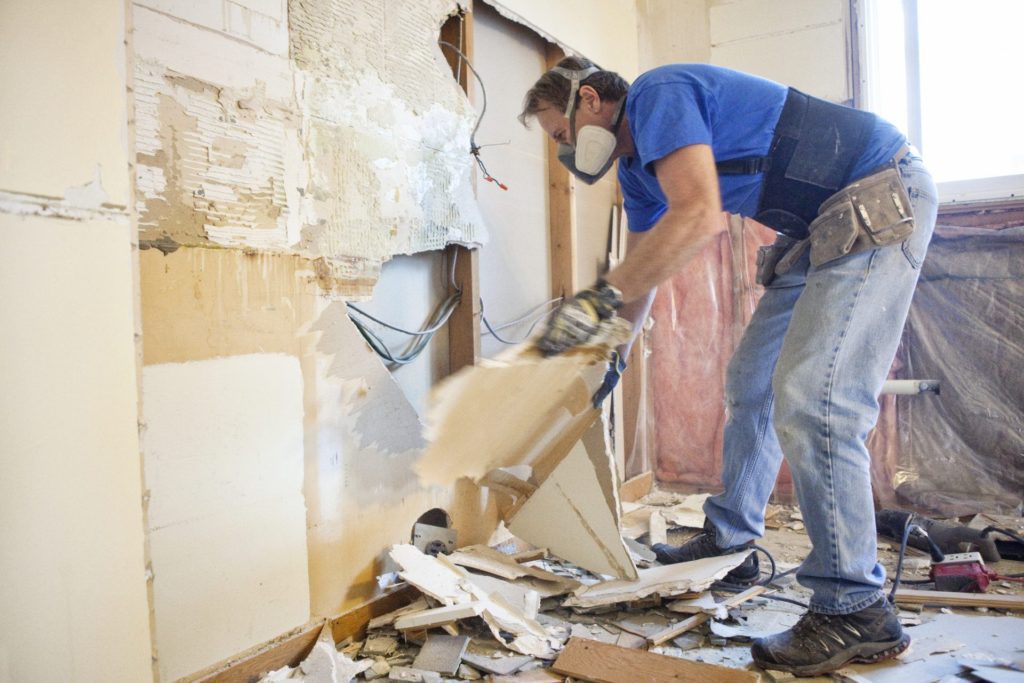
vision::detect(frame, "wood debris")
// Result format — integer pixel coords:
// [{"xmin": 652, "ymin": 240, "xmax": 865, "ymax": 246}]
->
[{"xmin": 552, "ymin": 637, "xmax": 760, "ymax": 682}]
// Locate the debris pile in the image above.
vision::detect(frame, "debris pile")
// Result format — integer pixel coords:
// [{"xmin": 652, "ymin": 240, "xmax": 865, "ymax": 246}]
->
[{"xmin": 257, "ymin": 499, "xmax": 1024, "ymax": 683}]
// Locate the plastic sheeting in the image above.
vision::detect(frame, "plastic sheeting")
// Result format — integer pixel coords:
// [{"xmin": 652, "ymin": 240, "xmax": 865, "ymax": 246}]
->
[
  {"xmin": 650, "ymin": 218, "xmax": 1023, "ymax": 517},
  {"xmin": 869, "ymin": 224, "xmax": 1024, "ymax": 515}
]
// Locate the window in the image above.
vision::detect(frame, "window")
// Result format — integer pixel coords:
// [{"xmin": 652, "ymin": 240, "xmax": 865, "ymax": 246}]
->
[{"xmin": 858, "ymin": 0, "xmax": 1024, "ymax": 203}]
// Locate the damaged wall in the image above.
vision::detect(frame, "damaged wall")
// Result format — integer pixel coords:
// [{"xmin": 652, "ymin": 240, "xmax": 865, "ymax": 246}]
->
[
  {"xmin": 131, "ymin": 1, "xmax": 505, "ymax": 678},
  {"xmin": 133, "ymin": 0, "xmax": 487, "ymax": 296},
  {"xmin": 0, "ymin": 1, "xmax": 153, "ymax": 681}
]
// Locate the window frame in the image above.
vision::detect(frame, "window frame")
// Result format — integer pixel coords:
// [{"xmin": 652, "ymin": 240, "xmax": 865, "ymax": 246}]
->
[{"xmin": 852, "ymin": 0, "xmax": 1024, "ymax": 206}]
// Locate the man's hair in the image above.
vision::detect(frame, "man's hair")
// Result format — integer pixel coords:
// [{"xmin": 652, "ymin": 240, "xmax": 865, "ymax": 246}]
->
[{"xmin": 518, "ymin": 56, "xmax": 630, "ymax": 126}]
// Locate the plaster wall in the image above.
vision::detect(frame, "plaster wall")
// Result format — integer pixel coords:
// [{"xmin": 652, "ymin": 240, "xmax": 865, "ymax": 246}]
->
[{"xmin": 0, "ymin": 1, "xmax": 153, "ymax": 681}]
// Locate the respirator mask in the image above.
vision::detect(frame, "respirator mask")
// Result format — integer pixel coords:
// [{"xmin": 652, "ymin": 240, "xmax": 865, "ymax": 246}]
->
[{"xmin": 551, "ymin": 66, "xmax": 626, "ymax": 185}]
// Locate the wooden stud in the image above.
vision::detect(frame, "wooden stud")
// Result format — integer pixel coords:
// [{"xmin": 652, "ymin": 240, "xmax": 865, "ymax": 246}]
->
[
  {"xmin": 544, "ymin": 42, "xmax": 577, "ymax": 301},
  {"xmin": 441, "ymin": 4, "xmax": 481, "ymax": 373}
]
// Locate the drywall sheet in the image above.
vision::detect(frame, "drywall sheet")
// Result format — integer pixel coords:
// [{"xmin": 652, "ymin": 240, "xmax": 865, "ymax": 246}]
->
[
  {"xmin": 709, "ymin": 0, "xmax": 848, "ymax": 103},
  {"xmin": 143, "ymin": 353, "xmax": 309, "ymax": 681},
  {"xmin": 0, "ymin": 0, "xmax": 130, "ymax": 205},
  {"xmin": 484, "ymin": 0, "xmax": 640, "ymax": 78},
  {"xmin": 0, "ymin": 213, "xmax": 152, "ymax": 683},
  {"xmin": 132, "ymin": 0, "xmax": 487, "ymax": 296},
  {"xmin": 416, "ymin": 320, "xmax": 630, "ymax": 489},
  {"xmin": 507, "ymin": 425, "xmax": 638, "ymax": 579}
]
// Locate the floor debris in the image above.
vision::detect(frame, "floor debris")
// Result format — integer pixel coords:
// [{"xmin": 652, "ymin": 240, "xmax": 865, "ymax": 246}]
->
[{"xmin": 258, "ymin": 497, "xmax": 1024, "ymax": 683}]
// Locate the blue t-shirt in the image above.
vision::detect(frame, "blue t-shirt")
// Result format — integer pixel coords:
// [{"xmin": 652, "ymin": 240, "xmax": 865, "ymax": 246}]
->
[{"xmin": 618, "ymin": 64, "xmax": 905, "ymax": 232}]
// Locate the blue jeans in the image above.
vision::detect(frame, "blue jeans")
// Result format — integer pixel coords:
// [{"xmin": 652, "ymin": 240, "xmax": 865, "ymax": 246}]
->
[{"xmin": 704, "ymin": 155, "xmax": 938, "ymax": 614}]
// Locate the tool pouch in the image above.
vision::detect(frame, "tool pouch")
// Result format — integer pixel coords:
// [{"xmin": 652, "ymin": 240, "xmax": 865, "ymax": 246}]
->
[
  {"xmin": 755, "ymin": 235, "xmax": 798, "ymax": 286},
  {"xmin": 807, "ymin": 166, "xmax": 915, "ymax": 267}
]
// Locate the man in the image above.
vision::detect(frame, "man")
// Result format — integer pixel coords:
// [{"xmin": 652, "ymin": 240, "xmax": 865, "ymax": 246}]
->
[{"xmin": 519, "ymin": 57, "xmax": 937, "ymax": 676}]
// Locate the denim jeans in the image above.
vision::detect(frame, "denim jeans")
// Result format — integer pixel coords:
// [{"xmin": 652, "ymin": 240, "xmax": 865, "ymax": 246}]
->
[{"xmin": 704, "ymin": 155, "xmax": 938, "ymax": 614}]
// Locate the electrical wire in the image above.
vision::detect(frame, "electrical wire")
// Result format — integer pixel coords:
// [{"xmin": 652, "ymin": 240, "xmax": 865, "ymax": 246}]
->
[
  {"xmin": 346, "ymin": 291, "xmax": 461, "ymax": 366},
  {"xmin": 481, "ymin": 297, "xmax": 562, "ymax": 345},
  {"xmin": 437, "ymin": 39, "xmax": 508, "ymax": 190}
]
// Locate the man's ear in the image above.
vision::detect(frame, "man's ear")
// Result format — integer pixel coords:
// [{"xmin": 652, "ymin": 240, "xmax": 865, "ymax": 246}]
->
[{"xmin": 578, "ymin": 84, "xmax": 602, "ymax": 112}]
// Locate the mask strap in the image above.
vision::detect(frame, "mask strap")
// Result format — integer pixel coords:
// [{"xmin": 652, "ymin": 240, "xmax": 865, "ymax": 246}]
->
[{"xmin": 551, "ymin": 65, "xmax": 600, "ymax": 118}]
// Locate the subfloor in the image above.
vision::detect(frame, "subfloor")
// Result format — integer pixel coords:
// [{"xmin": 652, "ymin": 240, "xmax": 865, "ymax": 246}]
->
[{"xmin": 262, "ymin": 491, "xmax": 1024, "ymax": 682}]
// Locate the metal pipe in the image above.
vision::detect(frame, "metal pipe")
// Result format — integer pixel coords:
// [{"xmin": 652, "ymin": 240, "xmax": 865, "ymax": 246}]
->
[{"xmin": 881, "ymin": 379, "xmax": 940, "ymax": 395}]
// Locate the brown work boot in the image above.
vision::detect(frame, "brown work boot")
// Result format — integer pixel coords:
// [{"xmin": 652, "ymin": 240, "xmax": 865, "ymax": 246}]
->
[
  {"xmin": 650, "ymin": 519, "xmax": 760, "ymax": 585},
  {"xmin": 751, "ymin": 597, "xmax": 910, "ymax": 676}
]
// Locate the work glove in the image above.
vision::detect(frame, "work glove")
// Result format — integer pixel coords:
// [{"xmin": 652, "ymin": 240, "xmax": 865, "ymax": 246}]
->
[
  {"xmin": 537, "ymin": 279, "xmax": 623, "ymax": 356},
  {"xmin": 592, "ymin": 351, "xmax": 627, "ymax": 408}
]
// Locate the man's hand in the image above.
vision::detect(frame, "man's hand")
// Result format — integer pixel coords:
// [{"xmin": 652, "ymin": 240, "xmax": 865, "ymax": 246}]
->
[
  {"xmin": 537, "ymin": 280, "xmax": 623, "ymax": 356},
  {"xmin": 592, "ymin": 351, "xmax": 627, "ymax": 407}
]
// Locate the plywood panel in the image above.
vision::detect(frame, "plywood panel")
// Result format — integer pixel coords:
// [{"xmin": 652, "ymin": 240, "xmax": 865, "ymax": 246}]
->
[{"xmin": 143, "ymin": 354, "xmax": 310, "ymax": 681}]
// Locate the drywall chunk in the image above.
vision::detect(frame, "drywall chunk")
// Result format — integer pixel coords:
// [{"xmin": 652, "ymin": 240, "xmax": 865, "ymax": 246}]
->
[
  {"xmin": 563, "ymin": 554, "xmax": 747, "ymax": 609},
  {"xmin": 416, "ymin": 319, "xmax": 631, "ymax": 489},
  {"xmin": 412, "ymin": 635, "xmax": 470, "ymax": 675},
  {"xmin": 507, "ymin": 436, "xmax": 637, "ymax": 580},
  {"xmin": 298, "ymin": 622, "xmax": 373, "ymax": 683},
  {"xmin": 387, "ymin": 545, "xmax": 560, "ymax": 658}
]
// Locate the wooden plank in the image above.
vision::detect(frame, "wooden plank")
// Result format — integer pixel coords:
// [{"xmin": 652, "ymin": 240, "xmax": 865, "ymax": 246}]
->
[
  {"xmin": 189, "ymin": 586, "xmax": 419, "ymax": 682},
  {"xmin": 441, "ymin": 5, "xmax": 481, "ymax": 373},
  {"xmin": 552, "ymin": 638, "xmax": 760, "ymax": 683},
  {"xmin": 647, "ymin": 586, "xmax": 768, "ymax": 646},
  {"xmin": 618, "ymin": 472, "xmax": 653, "ymax": 503},
  {"xmin": 544, "ymin": 42, "xmax": 576, "ymax": 300},
  {"xmin": 894, "ymin": 589, "xmax": 1024, "ymax": 611}
]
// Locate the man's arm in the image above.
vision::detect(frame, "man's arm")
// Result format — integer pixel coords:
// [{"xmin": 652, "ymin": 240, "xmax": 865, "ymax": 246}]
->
[
  {"xmin": 604, "ymin": 144, "xmax": 724, "ymax": 304},
  {"xmin": 615, "ymin": 230, "xmax": 656, "ymax": 356}
]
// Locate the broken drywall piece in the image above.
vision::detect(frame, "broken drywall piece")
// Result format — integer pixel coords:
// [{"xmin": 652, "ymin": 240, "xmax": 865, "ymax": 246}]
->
[
  {"xmin": 648, "ymin": 511, "xmax": 668, "ymax": 546},
  {"xmin": 562, "ymin": 554, "xmax": 746, "ymax": 608},
  {"xmin": 466, "ymin": 572, "xmax": 541, "ymax": 620},
  {"xmin": 394, "ymin": 603, "xmax": 484, "ymax": 632},
  {"xmin": 299, "ymin": 621, "xmax": 373, "ymax": 683},
  {"xmin": 666, "ymin": 592, "xmax": 727, "ymax": 617},
  {"xmin": 367, "ymin": 597, "xmax": 431, "ymax": 630},
  {"xmin": 412, "ymin": 635, "xmax": 470, "ymax": 676},
  {"xmin": 416, "ymin": 318, "xmax": 631, "ymax": 489},
  {"xmin": 389, "ymin": 544, "xmax": 475, "ymax": 606},
  {"xmin": 507, "ymin": 436, "xmax": 638, "ymax": 580},
  {"xmin": 448, "ymin": 545, "xmax": 580, "ymax": 596},
  {"xmin": 388, "ymin": 545, "xmax": 560, "ymax": 658}
]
